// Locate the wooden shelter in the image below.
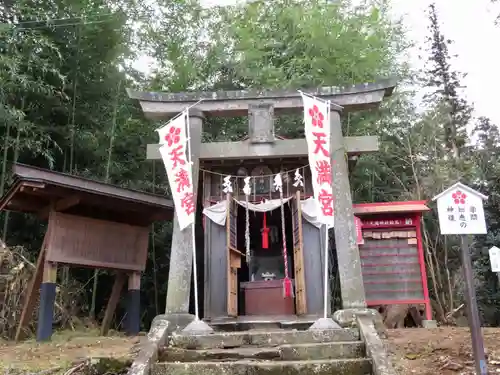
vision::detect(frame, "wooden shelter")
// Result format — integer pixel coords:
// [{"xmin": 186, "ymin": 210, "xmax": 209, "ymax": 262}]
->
[{"xmin": 0, "ymin": 164, "xmax": 174, "ymax": 341}]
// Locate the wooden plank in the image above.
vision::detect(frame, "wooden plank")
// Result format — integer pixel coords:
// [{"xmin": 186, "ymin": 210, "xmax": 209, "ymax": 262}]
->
[
  {"xmin": 45, "ymin": 212, "xmax": 149, "ymax": 271},
  {"xmin": 229, "ymin": 246, "xmax": 244, "ymax": 257},
  {"xmin": 15, "ymin": 228, "xmax": 50, "ymax": 342},
  {"xmin": 226, "ymin": 195, "xmax": 237, "ymax": 317},
  {"xmin": 230, "ymin": 252, "xmax": 241, "ymax": 269},
  {"xmin": 146, "ymin": 136, "xmax": 379, "ymax": 160},
  {"xmin": 100, "ymin": 271, "xmax": 126, "ymax": 336},
  {"xmin": 38, "ymin": 195, "xmax": 80, "ymax": 219},
  {"xmin": 293, "ymin": 191, "xmax": 307, "ymax": 315}
]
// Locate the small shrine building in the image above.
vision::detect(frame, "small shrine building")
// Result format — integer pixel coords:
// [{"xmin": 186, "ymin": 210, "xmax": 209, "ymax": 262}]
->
[{"xmin": 128, "ymin": 80, "xmax": 434, "ymax": 323}]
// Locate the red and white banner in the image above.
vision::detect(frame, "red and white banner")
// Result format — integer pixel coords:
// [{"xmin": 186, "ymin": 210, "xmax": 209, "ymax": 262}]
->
[
  {"xmin": 157, "ymin": 111, "xmax": 195, "ymax": 231},
  {"xmin": 301, "ymin": 93, "xmax": 334, "ymax": 227}
]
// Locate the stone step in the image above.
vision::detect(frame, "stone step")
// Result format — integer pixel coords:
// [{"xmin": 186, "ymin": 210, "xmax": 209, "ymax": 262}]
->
[
  {"xmin": 160, "ymin": 341, "xmax": 365, "ymax": 362},
  {"xmin": 169, "ymin": 328, "xmax": 360, "ymax": 349},
  {"xmin": 152, "ymin": 358, "xmax": 372, "ymax": 375},
  {"xmin": 210, "ymin": 316, "xmax": 316, "ymax": 332}
]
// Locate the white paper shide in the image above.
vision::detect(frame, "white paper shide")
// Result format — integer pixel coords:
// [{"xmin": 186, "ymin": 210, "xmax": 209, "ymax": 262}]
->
[
  {"xmin": 157, "ymin": 111, "xmax": 195, "ymax": 231},
  {"xmin": 300, "ymin": 94, "xmax": 334, "ymax": 227},
  {"xmin": 433, "ymin": 182, "xmax": 487, "ymax": 235}
]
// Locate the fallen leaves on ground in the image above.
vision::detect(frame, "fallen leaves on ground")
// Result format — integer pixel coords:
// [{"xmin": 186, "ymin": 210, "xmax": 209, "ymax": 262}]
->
[
  {"xmin": 386, "ymin": 327, "xmax": 500, "ymax": 374},
  {"xmin": 0, "ymin": 329, "xmax": 143, "ymax": 374}
]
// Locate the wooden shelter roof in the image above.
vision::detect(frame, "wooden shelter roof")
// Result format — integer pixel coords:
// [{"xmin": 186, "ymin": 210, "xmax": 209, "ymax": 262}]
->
[
  {"xmin": 0, "ymin": 164, "xmax": 174, "ymax": 226},
  {"xmin": 353, "ymin": 200, "xmax": 430, "ymax": 216}
]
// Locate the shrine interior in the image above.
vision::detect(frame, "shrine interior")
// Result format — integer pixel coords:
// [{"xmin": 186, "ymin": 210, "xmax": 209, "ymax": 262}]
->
[{"xmin": 236, "ymin": 202, "xmax": 294, "ymax": 316}]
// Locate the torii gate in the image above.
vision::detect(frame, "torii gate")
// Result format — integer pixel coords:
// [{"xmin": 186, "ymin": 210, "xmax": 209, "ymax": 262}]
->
[{"xmin": 127, "ymin": 79, "xmax": 396, "ymax": 318}]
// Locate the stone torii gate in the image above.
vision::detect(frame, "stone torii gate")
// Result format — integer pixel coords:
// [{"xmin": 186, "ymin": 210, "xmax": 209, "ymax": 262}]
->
[{"xmin": 127, "ymin": 79, "xmax": 396, "ymax": 321}]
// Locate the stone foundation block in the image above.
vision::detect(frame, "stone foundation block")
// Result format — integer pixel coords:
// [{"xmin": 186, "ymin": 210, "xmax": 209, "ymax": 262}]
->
[
  {"xmin": 169, "ymin": 328, "xmax": 360, "ymax": 350},
  {"xmin": 333, "ymin": 308, "xmax": 387, "ymax": 338},
  {"xmin": 160, "ymin": 341, "xmax": 365, "ymax": 362},
  {"xmin": 152, "ymin": 358, "xmax": 372, "ymax": 375}
]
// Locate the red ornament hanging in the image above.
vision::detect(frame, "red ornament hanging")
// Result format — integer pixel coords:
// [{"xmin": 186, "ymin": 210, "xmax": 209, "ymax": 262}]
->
[{"xmin": 261, "ymin": 212, "xmax": 270, "ymax": 249}]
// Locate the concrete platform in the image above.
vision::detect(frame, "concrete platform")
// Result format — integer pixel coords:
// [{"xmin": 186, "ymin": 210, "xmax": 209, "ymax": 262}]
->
[
  {"xmin": 152, "ymin": 358, "xmax": 372, "ymax": 375},
  {"xmin": 168, "ymin": 328, "xmax": 361, "ymax": 350}
]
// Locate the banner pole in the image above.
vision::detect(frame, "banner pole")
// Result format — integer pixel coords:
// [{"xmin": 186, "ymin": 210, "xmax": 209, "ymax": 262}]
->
[{"xmin": 323, "ymin": 224, "xmax": 329, "ymax": 319}]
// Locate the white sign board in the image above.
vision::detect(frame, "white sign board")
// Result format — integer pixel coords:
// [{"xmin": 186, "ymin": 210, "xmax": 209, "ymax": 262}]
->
[
  {"xmin": 433, "ymin": 182, "xmax": 487, "ymax": 235},
  {"xmin": 489, "ymin": 246, "xmax": 500, "ymax": 272}
]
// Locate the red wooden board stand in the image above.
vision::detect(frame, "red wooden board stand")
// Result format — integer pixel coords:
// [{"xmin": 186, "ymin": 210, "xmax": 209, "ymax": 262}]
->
[{"xmin": 353, "ymin": 200, "xmax": 432, "ymax": 321}]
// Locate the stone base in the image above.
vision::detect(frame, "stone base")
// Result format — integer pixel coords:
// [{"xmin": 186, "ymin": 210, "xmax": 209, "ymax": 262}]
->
[
  {"xmin": 181, "ymin": 319, "xmax": 214, "ymax": 335},
  {"xmin": 170, "ymin": 328, "xmax": 360, "ymax": 349},
  {"xmin": 127, "ymin": 313, "xmax": 195, "ymax": 375},
  {"xmin": 160, "ymin": 341, "xmax": 365, "ymax": 362},
  {"xmin": 356, "ymin": 314, "xmax": 397, "ymax": 375},
  {"xmin": 333, "ymin": 308, "xmax": 387, "ymax": 338},
  {"xmin": 422, "ymin": 320, "xmax": 438, "ymax": 328},
  {"xmin": 308, "ymin": 317, "xmax": 341, "ymax": 331},
  {"xmin": 152, "ymin": 358, "xmax": 372, "ymax": 375},
  {"xmin": 153, "ymin": 313, "xmax": 196, "ymax": 337}
]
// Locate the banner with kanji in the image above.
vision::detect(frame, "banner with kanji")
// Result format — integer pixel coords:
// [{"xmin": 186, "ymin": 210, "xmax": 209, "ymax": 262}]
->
[
  {"xmin": 157, "ymin": 111, "xmax": 195, "ymax": 231},
  {"xmin": 301, "ymin": 93, "xmax": 334, "ymax": 226}
]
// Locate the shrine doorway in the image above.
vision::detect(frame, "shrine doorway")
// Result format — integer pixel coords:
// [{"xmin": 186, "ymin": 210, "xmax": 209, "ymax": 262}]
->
[
  {"xmin": 204, "ymin": 194, "xmax": 325, "ymax": 321},
  {"xmin": 235, "ymin": 199, "xmax": 303, "ymax": 317}
]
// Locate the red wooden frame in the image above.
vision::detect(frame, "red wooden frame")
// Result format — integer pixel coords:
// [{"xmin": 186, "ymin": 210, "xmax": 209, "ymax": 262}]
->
[{"xmin": 354, "ymin": 201, "xmax": 431, "ymax": 321}]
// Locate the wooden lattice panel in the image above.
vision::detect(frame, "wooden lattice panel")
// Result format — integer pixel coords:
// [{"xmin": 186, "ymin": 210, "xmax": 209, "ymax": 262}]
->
[{"xmin": 360, "ymin": 229, "xmax": 424, "ymax": 304}]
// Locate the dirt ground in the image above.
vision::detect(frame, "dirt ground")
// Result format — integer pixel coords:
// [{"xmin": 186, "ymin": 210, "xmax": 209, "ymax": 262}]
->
[
  {"xmin": 0, "ymin": 329, "xmax": 142, "ymax": 374},
  {"xmin": 3, "ymin": 327, "xmax": 500, "ymax": 374},
  {"xmin": 386, "ymin": 327, "xmax": 500, "ymax": 374}
]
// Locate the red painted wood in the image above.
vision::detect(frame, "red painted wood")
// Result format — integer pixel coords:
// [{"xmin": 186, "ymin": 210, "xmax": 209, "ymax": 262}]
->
[{"xmin": 415, "ymin": 213, "xmax": 432, "ymax": 320}]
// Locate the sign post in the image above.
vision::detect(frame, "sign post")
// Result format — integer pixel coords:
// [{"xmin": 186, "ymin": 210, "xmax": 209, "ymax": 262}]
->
[{"xmin": 433, "ymin": 182, "xmax": 488, "ymax": 375}]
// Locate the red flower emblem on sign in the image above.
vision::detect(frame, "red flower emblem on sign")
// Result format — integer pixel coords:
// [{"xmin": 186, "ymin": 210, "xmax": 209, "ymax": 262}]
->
[
  {"xmin": 308, "ymin": 105, "xmax": 324, "ymax": 128},
  {"xmin": 452, "ymin": 190, "xmax": 467, "ymax": 205},
  {"xmin": 165, "ymin": 126, "xmax": 181, "ymax": 147}
]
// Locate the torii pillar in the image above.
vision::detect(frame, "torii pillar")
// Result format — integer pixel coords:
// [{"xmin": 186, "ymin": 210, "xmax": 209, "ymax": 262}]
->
[{"xmin": 127, "ymin": 79, "xmax": 396, "ymax": 315}]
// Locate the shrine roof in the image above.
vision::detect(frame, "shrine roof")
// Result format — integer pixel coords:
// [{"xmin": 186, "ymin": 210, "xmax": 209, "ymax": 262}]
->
[
  {"xmin": 127, "ymin": 79, "xmax": 397, "ymax": 119},
  {"xmin": 0, "ymin": 164, "xmax": 174, "ymax": 226},
  {"xmin": 353, "ymin": 200, "xmax": 430, "ymax": 215}
]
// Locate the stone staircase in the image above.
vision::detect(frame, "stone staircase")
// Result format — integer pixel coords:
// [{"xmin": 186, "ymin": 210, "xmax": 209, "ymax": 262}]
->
[{"xmin": 152, "ymin": 327, "xmax": 373, "ymax": 375}]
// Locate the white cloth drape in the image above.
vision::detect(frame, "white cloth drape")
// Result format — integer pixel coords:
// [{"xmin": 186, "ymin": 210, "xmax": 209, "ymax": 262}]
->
[{"xmin": 202, "ymin": 197, "xmax": 333, "ymax": 229}]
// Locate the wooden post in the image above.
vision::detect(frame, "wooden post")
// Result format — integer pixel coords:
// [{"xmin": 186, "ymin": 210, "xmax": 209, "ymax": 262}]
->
[
  {"xmin": 329, "ymin": 110, "xmax": 366, "ymax": 309},
  {"xmin": 36, "ymin": 260, "xmax": 57, "ymax": 341},
  {"xmin": 460, "ymin": 235, "xmax": 488, "ymax": 375},
  {"xmin": 126, "ymin": 271, "xmax": 141, "ymax": 335},
  {"xmin": 415, "ymin": 213, "xmax": 432, "ymax": 321},
  {"xmin": 15, "ymin": 244, "xmax": 46, "ymax": 341},
  {"xmin": 100, "ymin": 271, "xmax": 126, "ymax": 336}
]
